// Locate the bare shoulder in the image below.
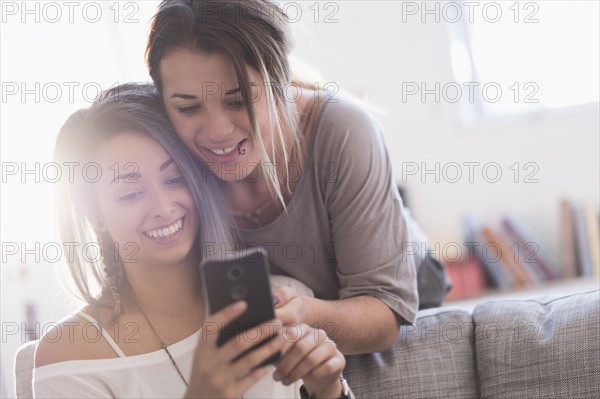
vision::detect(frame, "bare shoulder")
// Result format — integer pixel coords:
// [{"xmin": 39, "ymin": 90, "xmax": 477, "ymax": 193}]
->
[{"xmin": 34, "ymin": 305, "xmax": 117, "ymax": 368}]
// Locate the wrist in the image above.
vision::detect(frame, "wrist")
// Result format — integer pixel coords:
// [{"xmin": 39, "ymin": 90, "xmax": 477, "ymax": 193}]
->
[
  {"xmin": 303, "ymin": 295, "xmax": 322, "ymax": 327},
  {"xmin": 301, "ymin": 376, "xmax": 352, "ymax": 399},
  {"xmin": 313, "ymin": 379, "xmax": 343, "ymax": 399}
]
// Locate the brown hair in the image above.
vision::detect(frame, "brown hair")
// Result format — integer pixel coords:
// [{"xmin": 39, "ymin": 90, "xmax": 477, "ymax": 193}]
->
[{"xmin": 146, "ymin": 0, "xmax": 304, "ymax": 207}]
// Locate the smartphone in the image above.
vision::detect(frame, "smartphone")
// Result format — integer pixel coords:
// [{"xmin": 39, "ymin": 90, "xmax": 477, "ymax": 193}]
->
[{"xmin": 200, "ymin": 247, "xmax": 280, "ymax": 367}]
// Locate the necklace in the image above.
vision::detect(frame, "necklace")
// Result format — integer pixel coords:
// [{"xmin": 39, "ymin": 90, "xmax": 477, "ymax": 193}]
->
[
  {"xmin": 228, "ymin": 96, "xmax": 320, "ymax": 229},
  {"xmin": 229, "ymin": 194, "xmax": 280, "ymax": 227},
  {"xmin": 132, "ymin": 296, "xmax": 189, "ymax": 387}
]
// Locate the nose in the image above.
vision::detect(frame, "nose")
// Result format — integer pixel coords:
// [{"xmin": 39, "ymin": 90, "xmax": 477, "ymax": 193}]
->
[
  {"xmin": 148, "ymin": 187, "xmax": 176, "ymax": 219},
  {"xmin": 197, "ymin": 107, "xmax": 236, "ymax": 145}
]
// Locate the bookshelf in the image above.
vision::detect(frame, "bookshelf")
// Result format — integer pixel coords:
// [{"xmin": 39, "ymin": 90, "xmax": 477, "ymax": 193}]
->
[{"xmin": 438, "ymin": 199, "xmax": 599, "ymax": 304}]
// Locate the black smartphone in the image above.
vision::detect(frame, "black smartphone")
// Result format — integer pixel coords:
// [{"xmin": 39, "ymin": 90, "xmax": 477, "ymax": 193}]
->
[{"xmin": 200, "ymin": 247, "xmax": 280, "ymax": 367}]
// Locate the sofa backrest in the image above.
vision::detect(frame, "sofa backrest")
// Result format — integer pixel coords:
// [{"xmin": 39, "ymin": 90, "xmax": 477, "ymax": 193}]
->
[
  {"xmin": 344, "ymin": 306, "xmax": 480, "ymax": 398},
  {"xmin": 473, "ymin": 289, "xmax": 600, "ymax": 399}
]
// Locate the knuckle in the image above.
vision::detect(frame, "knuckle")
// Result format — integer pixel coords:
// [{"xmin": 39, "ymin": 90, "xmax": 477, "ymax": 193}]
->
[
  {"xmin": 297, "ymin": 324, "xmax": 311, "ymax": 338},
  {"xmin": 295, "ymin": 336, "xmax": 313, "ymax": 353},
  {"xmin": 282, "ymin": 324, "xmax": 302, "ymax": 342},
  {"xmin": 320, "ymin": 360, "xmax": 338, "ymax": 375},
  {"xmin": 304, "ymin": 354, "xmax": 320, "ymax": 369},
  {"xmin": 316, "ymin": 328, "xmax": 327, "ymax": 341}
]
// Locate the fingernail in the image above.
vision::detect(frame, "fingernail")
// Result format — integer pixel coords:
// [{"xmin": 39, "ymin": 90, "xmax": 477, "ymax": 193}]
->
[
  {"xmin": 272, "ymin": 295, "xmax": 279, "ymax": 306},
  {"xmin": 273, "ymin": 371, "xmax": 281, "ymax": 381}
]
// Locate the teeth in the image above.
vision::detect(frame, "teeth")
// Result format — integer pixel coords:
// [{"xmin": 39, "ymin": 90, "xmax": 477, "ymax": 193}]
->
[
  {"xmin": 145, "ymin": 218, "xmax": 183, "ymax": 239},
  {"xmin": 209, "ymin": 144, "xmax": 238, "ymax": 156}
]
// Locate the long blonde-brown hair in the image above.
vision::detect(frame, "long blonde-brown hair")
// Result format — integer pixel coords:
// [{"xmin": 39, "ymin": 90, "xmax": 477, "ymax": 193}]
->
[{"xmin": 54, "ymin": 83, "xmax": 234, "ymax": 322}]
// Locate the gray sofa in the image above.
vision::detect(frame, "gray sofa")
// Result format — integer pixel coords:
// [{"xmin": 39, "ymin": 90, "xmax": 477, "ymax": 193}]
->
[
  {"xmin": 14, "ymin": 290, "xmax": 599, "ymax": 398},
  {"xmin": 344, "ymin": 289, "xmax": 600, "ymax": 398}
]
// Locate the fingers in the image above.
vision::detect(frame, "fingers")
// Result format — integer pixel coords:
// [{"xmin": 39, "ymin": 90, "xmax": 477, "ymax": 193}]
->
[
  {"xmin": 272, "ymin": 286, "xmax": 295, "ymax": 309},
  {"xmin": 232, "ymin": 364, "xmax": 273, "ymax": 395},
  {"xmin": 189, "ymin": 302, "xmax": 286, "ymax": 398},
  {"xmin": 274, "ymin": 325, "xmax": 336, "ymax": 384},
  {"xmin": 303, "ymin": 353, "xmax": 345, "ymax": 383},
  {"xmin": 229, "ymin": 329, "xmax": 283, "ymax": 377},
  {"xmin": 199, "ymin": 300, "xmax": 283, "ymax": 366},
  {"xmin": 278, "ymin": 323, "xmax": 311, "ymax": 356},
  {"xmin": 221, "ymin": 321, "xmax": 282, "ymax": 365},
  {"xmin": 200, "ymin": 301, "xmax": 248, "ymax": 345}
]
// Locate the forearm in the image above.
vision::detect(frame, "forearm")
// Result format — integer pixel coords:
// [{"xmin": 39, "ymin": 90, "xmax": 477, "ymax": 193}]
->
[{"xmin": 304, "ymin": 295, "xmax": 400, "ymax": 355}]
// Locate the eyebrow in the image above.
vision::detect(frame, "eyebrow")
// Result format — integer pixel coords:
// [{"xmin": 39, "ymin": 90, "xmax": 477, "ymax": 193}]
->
[
  {"xmin": 109, "ymin": 172, "xmax": 141, "ymax": 186},
  {"xmin": 160, "ymin": 159, "xmax": 175, "ymax": 171},
  {"xmin": 225, "ymin": 87, "xmax": 241, "ymax": 95},
  {"xmin": 169, "ymin": 87, "xmax": 241, "ymax": 99},
  {"xmin": 170, "ymin": 93, "xmax": 197, "ymax": 100},
  {"xmin": 109, "ymin": 159, "xmax": 175, "ymax": 186}
]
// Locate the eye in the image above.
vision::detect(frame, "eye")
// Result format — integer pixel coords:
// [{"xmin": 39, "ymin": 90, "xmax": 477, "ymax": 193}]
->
[
  {"xmin": 166, "ymin": 175, "xmax": 186, "ymax": 186},
  {"xmin": 119, "ymin": 191, "xmax": 143, "ymax": 201},
  {"xmin": 177, "ymin": 104, "xmax": 201, "ymax": 114},
  {"xmin": 228, "ymin": 100, "xmax": 245, "ymax": 109}
]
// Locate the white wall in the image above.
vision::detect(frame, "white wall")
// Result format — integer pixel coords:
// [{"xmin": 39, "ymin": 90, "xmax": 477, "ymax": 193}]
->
[{"xmin": 288, "ymin": 1, "xmax": 600, "ymax": 259}]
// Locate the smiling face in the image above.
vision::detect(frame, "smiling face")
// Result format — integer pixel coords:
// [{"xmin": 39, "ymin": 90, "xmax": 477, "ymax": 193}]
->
[
  {"xmin": 91, "ymin": 131, "xmax": 199, "ymax": 268},
  {"xmin": 159, "ymin": 49, "xmax": 272, "ymax": 182}
]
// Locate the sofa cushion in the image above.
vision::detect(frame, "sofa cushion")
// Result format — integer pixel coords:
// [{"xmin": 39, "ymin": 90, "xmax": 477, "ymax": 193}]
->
[
  {"xmin": 473, "ymin": 289, "xmax": 600, "ymax": 398},
  {"xmin": 344, "ymin": 306, "xmax": 479, "ymax": 398}
]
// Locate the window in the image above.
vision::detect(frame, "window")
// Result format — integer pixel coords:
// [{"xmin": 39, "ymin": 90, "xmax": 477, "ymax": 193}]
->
[{"xmin": 449, "ymin": 0, "xmax": 599, "ymax": 117}]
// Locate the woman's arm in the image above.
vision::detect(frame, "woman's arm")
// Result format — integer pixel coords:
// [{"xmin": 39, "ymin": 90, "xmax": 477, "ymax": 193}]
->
[
  {"xmin": 274, "ymin": 287, "xmax": 401, "ymax": 354},
  {"xmin": 274, "ymin": 94, "xmax": 420, "ymax": 354}
]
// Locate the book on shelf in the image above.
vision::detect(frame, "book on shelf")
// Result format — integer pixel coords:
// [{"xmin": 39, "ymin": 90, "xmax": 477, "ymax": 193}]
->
[
  {"xmin": 560, "ymin": 200, "xmax": 579, "ymax": 278},
  {"xmin": 573, "ymin": 204, "xmax": 594, "ymax": 277},
  {"xmin": 444, "ymin": 256, "xmax": 488, "ymax": 301},
  {"xmin": 583, "ymin": 203, "xmax": 600, "ymax": 277},
  {"xmin": 463, "ymin": 212, "xmax": 562, "ymax": 291},
  {"xmin": 464, "ymin": 216, "xmax": 514, "ymax": 289},
  {"xmin": 480, "ymin": 226, "xmax": 535, "ymax": 288},
  {"xmin": 449, "ymin": 200, "xmax": 597, "ymax": 299},
  {"xmin": 501, "ymin": 216, "xmax": 561, "ymax": 281},
  {"xmin": 497, "ymin": 225, "xmax": 543, "ymax": 284}
]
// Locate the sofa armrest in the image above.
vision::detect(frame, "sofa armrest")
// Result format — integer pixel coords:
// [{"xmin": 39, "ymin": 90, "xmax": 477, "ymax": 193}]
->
[{"xmin": 14, "ymin": 340, "xmax": 37, "ymax": 399}]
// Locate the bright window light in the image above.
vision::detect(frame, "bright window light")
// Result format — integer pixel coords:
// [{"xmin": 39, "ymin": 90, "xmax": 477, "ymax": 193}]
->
[{"xmin": 454, "ymin": 0, "xmax": 599, "ymax": 116}]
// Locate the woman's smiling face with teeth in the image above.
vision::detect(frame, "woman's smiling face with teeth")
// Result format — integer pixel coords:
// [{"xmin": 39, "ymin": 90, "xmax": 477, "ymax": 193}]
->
[
  {"xmin": 160, "ymin": 49, "xmax": 271, "ymax": 182},
  {"xmin": 91, "ymin": 131, "xmax": 199, "ymax": 268}
]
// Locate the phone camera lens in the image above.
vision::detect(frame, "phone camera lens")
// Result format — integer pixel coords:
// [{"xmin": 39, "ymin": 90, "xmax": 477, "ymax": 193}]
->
[
  {"xmin": 230, "ymin": 284, "xmax": 248, "ymax": 300},
  {"xmin": 227, "ymin": 265, "xmax": 244, "ymax": 281}
]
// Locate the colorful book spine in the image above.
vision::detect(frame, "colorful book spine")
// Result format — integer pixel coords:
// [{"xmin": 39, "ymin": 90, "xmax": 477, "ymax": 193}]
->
[
  {"xmin": 583, "ymin": 203, "xmax": 600, "ymax": 277},
  {"xmin": 502, "ymin": 216, "xmax": 560, "ymax": 281},
  {"xmin": 481, "ymin": 226, "xmax": 535, "ymax": 288},
  {"xmin": 573, "ymin": 205, "xmax": 594, "ymax": 277},
  {"xmin": 444, "ymin": 256, "xmax": 488, "ymax": 300},
  {"xmin": 560, "ymin": 200, "xmax": 578, "ymax": 278},
  {"xmin": 464, "ymin": 216, "xmax": 514, "ymax": 289}
]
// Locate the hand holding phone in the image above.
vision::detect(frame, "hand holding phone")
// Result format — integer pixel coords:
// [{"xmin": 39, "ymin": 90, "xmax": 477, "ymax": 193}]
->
[
  {"xmin": 200, "ymin": 247, "xmax": 281, "ymax": 367},
  {"xmin": 184, "ymin": 301, "xmax": 283, "ymax": 399}
]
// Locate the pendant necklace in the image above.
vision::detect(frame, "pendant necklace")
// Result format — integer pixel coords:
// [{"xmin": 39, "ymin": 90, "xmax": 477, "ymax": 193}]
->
[{"xmin": 132, "ymin": 296, "xmax": 189, "ymax": 387}]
